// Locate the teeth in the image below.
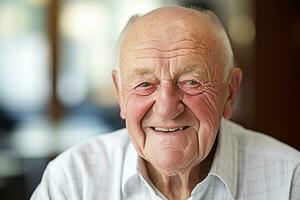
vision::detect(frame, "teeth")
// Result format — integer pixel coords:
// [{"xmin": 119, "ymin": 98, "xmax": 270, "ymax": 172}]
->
[{"xmin": 154, "ymin": 127, "xmax": 184, "ymax": 132}]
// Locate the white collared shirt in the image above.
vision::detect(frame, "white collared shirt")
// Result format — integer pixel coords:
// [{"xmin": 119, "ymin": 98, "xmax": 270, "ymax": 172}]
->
[{"xmin": 31, "ymin": 119, "xmax": 300, "ymax": 200}]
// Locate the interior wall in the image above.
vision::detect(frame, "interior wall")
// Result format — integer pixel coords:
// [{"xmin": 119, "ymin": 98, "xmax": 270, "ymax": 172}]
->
[{"xmin": 255, "ymin": 0, "xmax": 300, "ymax": 149}]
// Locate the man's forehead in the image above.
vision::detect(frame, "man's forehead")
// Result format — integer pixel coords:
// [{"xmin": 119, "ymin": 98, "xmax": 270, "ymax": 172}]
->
[
  {"xmin": 124, "ymin": 63, "xmax": 210, "ymax": 83},
  {"xmin": 122, "ymin": 7, "xmax": 213, "ymax": 48},
  {"xmin": 128, "ymin": 64, "xmax": 208, "ymax": 76},
  {"xmin": 118, "ymin": 7, "xmax": 227, "ymax": 81},
  {"xmin": 139, "ymin": 6, "xmax": 209, "ymax": 25},
  {"xmin": 120, "ymin": 10, "xmax": 214, "ymax": 63}
]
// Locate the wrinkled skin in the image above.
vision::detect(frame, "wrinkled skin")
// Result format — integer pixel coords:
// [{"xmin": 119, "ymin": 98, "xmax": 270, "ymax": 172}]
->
[{"xmin": 112, "ymin": 7, "xmax": 242, "ymax": 200}]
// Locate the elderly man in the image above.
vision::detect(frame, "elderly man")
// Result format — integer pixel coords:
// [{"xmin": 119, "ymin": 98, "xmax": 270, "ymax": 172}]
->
[{"xmin": 31, "ymin": 6, "xmax": 300, "ymax": 200}]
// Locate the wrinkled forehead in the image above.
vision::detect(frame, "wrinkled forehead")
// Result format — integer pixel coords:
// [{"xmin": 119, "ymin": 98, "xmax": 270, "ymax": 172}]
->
[
  {"xmin": 119, "ymin": 8, "xmax": 225, "ymax": 77},
  {"xmin": 124, "ymin": 8, "xmax": 216, "ymax": 50}
]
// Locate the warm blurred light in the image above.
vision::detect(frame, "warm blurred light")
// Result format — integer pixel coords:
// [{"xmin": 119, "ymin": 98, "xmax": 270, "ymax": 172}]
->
[
  {"xmin": 57, "ymin": 72, "xmax": 89, "ymax": 107},
  {"xmin": 58, "ymin": 116, "xmax": 109, "ymax": 150},
  {"xmin": 89, "ymin": 45, "xmax": 112, "ymax": 90},
  {"xmin": 0, "ymin": 5, "xmax": 29, "ymax": 36},
  {"xmin": 11, "ymin": 116, "xmax": 106, "ymax": 157},
  {"xmin": 228, "ymin": 15, "xmax": 256, "ymax": 46},
  {"xmin": 11, "ymin": 118, "xmax": 54, "ymax": 158},
  {"xmin": 59, "ymin": 2, "xmax": 109, "ymax": 42},
  {"xmin": 0, "ymin": 34, "xmax": 50, "ymax": 112},
  {"xmin": 26, "ymin": 0, "xmax": 50, "ymax": 7}
]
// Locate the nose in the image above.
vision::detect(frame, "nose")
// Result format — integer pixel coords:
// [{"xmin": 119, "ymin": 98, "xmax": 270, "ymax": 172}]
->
[{"xmin": 152, "ymin": 80, "xmax": 184, "ymax": 119}]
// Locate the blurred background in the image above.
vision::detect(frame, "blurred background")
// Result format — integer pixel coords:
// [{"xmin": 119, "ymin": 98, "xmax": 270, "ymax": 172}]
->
[{"xmin": 0, "ymin": 0, "xmax": 299, "ymax": 199}]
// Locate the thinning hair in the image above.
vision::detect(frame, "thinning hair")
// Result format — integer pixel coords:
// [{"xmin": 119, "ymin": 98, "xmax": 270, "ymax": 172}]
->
[{"xmin": 115, "ymin": 6, "xmax": 235, "ymax": 86}]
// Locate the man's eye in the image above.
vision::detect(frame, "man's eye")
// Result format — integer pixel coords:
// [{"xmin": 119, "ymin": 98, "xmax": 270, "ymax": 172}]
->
[
  {"xmin": 185, "ymin": 80, "xmax": 199, "ymax": 86},
  {"xmin": 177, "ymin": 79, "xmax": 204, "ymax": 95},
  {"xmin": 134, "ymin": 82, "xmax": 156, "ymax": 95},
  {"xmin": 137, "ymin": 82, "xmax": 151, "ymax": 88}
]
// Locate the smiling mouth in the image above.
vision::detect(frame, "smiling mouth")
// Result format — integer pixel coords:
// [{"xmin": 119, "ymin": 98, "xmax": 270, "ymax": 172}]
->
[{"xmin": 150, "ymin": 126, "xmax": 189, "ymax": 133}]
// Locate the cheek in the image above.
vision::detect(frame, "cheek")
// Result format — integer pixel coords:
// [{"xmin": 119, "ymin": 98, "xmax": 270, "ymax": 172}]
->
[
  {"xmin": 124, "ymin": 94, "xmax": 154, "ymax": 154},
  {"xmin": 125, "ymin": 94, "xmax": 154, "ymax": 122},
  {"xmin": 183, "ymin": 93, "xmax": 223, "ymax": 157},
  {"xmin": 183, "ymin": 92, "xmax": 224, "ymax": 127}
]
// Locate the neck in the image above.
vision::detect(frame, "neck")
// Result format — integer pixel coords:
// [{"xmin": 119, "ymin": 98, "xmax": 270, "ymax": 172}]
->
[{"xmin": 145, "ymin": 142, "xmax": 217, "ymax": 200}]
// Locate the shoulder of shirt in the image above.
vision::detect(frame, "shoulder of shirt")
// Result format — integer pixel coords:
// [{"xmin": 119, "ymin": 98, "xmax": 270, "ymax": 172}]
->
[
  {"xmin": 35, "ymin": 129, "xmax": 131, "ymax": 197},
  {"xmin": 49, "ymin": 128, "xmax": 130, "ymax": 168},
  {"xmin": 225, "ymin": 119, "xmax": 300, "ymax": 162}
]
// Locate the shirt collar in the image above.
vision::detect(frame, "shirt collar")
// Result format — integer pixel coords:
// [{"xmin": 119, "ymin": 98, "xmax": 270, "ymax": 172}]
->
[
  {"xmin": 209, "ymin": 118, "xmax": 238, "ymax": 199},
  {"xmin": 122, "ymin": 118, "xmax": 238, "ymax": 199}
]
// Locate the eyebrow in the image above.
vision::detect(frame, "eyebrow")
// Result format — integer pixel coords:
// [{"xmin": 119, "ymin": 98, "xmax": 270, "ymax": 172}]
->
[
  {"xmin": 178, "ymin": 65, "xmax": 204, "ymax": 74},
  {"xmin": 126, "ymin": 67, "xmax": 156, "ymax": 83},
  {"xmin": 130, "ymin": 67, "xmax": 156, "ymax": 76},
  {"xmin": 130, "ymin": 65, "xmax": 205, "ymax": 74},
  {"xmin": 126, "ymin": 64, "xmax": 209, "ymax": 82}
]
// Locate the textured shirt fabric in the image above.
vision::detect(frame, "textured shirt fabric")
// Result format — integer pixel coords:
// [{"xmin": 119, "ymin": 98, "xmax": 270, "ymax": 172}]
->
[{"xmin": 31, "ymin": 119, "xmax": 300, "ymax": 200}]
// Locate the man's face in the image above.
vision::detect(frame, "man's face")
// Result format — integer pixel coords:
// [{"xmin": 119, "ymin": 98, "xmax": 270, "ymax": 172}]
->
[{"xmin": 114, "ymin": 9, "xmax": 236, "ymax": 172}]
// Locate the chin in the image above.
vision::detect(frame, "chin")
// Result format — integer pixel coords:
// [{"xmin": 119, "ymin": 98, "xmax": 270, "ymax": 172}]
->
[{"xmin": 148, "ymin": 150, "xmax": 193, "ymax": 172}]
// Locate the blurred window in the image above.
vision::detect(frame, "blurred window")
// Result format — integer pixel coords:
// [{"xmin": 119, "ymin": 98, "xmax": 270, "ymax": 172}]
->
[
  {"xmin": 0, "ymin": 0, "xmax": 50, "ymax": 115},
  {"xmin": 58, "ymin": 0, "xmax": 173, "ymax": 107}
]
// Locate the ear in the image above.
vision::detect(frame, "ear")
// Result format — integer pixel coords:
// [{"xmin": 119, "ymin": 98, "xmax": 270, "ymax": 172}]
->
[
  {"xmin": 223, "ymin": 67, "xmax": 243, "ymax": 119},
  {"xmin": 112, "ymin": 69, "xmax": 126, "ymax": 119}
]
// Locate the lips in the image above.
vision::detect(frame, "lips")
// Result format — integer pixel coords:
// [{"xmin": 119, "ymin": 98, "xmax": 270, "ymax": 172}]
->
[{"xmin": 150, "ymin": 126, "xmax": 189, "ymax": 133}]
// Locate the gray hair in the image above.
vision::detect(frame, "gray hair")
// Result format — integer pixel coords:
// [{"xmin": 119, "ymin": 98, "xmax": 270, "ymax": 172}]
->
[
  {"xmin": 202, "ymin": 9, "xmax": 235, "ymax": 81},
  {"xmin": 115, "ymin": 7, "xmax": 234, "ymax": 85}
]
